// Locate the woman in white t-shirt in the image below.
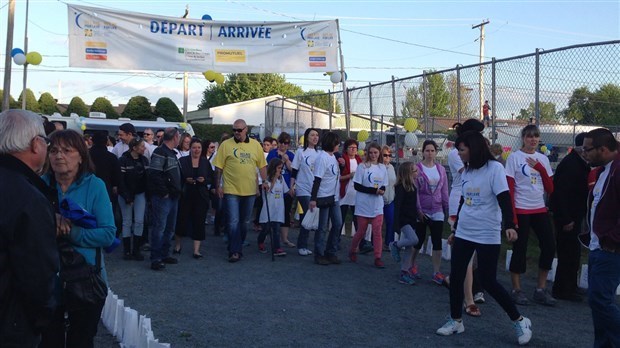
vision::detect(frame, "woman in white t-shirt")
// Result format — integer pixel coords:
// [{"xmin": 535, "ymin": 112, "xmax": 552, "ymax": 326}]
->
[
  {"xmin": 436, "ymin": 131, "xmax": 532, "ymax": 346},
  {"xmin": 309, "ymin": 132, "xmax": 343, "ymax": 265},
  {"xmin": 339, "ymin": 139, "xmax": 363, "ymax": 243},
  {"xmin": 349, "ymin": 142, "xmax": 389, "ymax": 268},
  {"xmin": 505, "ymin": 125, "xmax": 556, "ymax": 306},
  {"xmin": 290, "ymin": 128, "xmax": 320, "ymax": 256}
]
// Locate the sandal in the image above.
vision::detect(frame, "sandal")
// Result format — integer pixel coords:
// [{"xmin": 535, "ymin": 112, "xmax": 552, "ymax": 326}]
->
[
  {"xmin": 283, "ymin": 240, "xmax": 296, "ymax": 248},
  {"xmin": 464, "ymin": 304, "xmax": 481, "ymax": 317}
]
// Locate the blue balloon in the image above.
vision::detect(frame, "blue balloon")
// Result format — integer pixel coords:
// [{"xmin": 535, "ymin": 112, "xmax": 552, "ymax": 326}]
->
[
  {"xmin": 202, "ymin": 14, "xmax": 212, "ymax": 20},
  {"xmin": 11, "ymin": 48, "xmax": 24, "ymax": 58},
  {"xmin": 546, "ymin": 143, "xmax": 553, "ymax": 150}
]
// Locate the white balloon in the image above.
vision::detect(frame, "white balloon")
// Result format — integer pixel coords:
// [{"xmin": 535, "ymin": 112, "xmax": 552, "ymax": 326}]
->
[
  {"xmin": 13, "ymin": 53, "xmax": 26, "ymax": 65},
  {"xmin": 330, "ymin": 71, "xmax": 342, "ymax": 84},
  {"xmin": 358, "ymin": 141, "xmax": 366, "ymax": 151},
  {"xmin": 404, "ymin": 132, "xmax": 418, "ymax": 148}
]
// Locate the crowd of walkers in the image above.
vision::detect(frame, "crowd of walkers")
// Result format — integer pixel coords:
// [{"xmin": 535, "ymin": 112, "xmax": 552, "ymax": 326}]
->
[{"xmin": 2, "ymin": 109, "xmax": 619, "ymax": 347}]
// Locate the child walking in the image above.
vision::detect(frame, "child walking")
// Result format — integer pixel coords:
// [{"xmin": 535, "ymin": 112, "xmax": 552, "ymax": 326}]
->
[
  {"xmin": 349, "ymin": 142, "xmax": 389, "ymax": 268},
  {"xmin": 389, "ymin": 162, "xmax": 420, "ymax": 284},
  {"xmin": 258, "ymin": 158, "xmax": 289, "ymax": 257}
]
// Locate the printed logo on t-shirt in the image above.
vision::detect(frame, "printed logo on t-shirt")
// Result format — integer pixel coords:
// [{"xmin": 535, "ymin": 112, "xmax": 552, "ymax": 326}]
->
[
  {"xmin": 368, "ymin": 172, "xmax": 384, "ymax": 188},
  {"xmin": 330, "ymin": 163, "xmax": 339, "ymax": 176},
  {"xmin": 464, "ymin": 185, "xmax": 481, "ymax": 206},
  {"xmin": 304, "ymin": 155, "xmax": 315, "ymax": 171},
  {"xmin": 520, "ymin": 163, "xmax": 540, "ymax": 185},
  {"xmin": 233, "ymin": 147, "xmax": 253, "ymax": 165}
]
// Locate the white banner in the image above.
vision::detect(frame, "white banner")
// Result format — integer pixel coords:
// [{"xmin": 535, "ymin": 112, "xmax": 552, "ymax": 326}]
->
[{"xmin": 67, "ymin": 5, "xmax": 339, "ymax": 73}]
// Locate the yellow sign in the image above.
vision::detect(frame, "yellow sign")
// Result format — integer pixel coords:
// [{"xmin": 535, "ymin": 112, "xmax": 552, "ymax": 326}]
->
[{"xmin": 215, "ymin": 49, "xmax": 247, "ymax": 63}]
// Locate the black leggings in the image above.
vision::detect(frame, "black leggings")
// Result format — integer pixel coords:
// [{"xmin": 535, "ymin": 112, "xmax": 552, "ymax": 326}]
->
[
  {"xmin": 450, "ymin": 237, "xmax": 520, "ymax": 321},
  {"xmin": 509, "ymin": 212, "xmax": 555, "ymax": 274},
  {"xmin": 40, "ymin": 300, "xmax": 105, "ymax": 348},
  {"xmin": 415, "ymin": 219, "xmax": 443, "ymax": 251}
]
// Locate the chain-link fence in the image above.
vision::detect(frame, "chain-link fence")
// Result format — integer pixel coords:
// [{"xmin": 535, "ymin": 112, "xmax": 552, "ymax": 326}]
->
[{"xmin": 266, "ymin": 40, "xmax": 620, "ymax": 163}]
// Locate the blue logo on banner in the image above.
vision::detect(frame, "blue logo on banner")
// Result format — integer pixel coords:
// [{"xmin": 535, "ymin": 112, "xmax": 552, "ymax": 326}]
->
[
  {"xmin": 86, "ymin": 48, "xmax": 107, "ymax": 54},
  {"xmin": 309, "ymin": 57, "xmax": 326, "ymax": 61}
]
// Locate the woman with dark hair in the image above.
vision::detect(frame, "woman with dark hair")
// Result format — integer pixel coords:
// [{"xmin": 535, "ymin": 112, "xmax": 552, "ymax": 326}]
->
[
  {"xmin": 202, "ymin": 139, "xmax": 218, "ymax": 225},
  {"xmin": 436, "ymin": 131, "xmax": 532, "ymax": 346},
  {"xmin": 410, "ymin": 139, "xmax": 449, "ymax": 284},
  {"xmin": 174, "ymin": 138, "xmax": 214, "ymax": 258},
  {"xmin": 309, "ymin": 131, "xmax": 343, "ymax": 265},
  {"xmin": 267, "ymin": 132, "xmax": 296, "ymax": 248},
  {"xmin": 177, "ymin": 133, "xmax": 192, "ymax": 158},
  {"xmin": 506, "ymin": 125, "xmax": 556, "ymax": 306},
  {"xmin": 290, "ymin": 127, "xmax": 320, "ymax": 256},
  {"xmin": 118, "ymin": 137, "xmax": 149, "ymax": 261},
  {"xmin": 257, "ymin": 158, "xmax": 289, "ymax": 256},
  {"xmin": 40, "ymin": 129, "xmax": 116, "ymax": 348}
]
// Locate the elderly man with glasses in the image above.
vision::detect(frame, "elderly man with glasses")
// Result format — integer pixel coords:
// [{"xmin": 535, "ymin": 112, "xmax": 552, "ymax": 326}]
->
[
  {"xmin": 142, "ymin": 128, "xmax": 158, "ymax": 160},
  {"xmin": 0, "ymin": 109, "xmax": 59, "ymax": 347},
  {"xmin": 213, "ymin": 119, "xmax": 268, "ymax": 262}
]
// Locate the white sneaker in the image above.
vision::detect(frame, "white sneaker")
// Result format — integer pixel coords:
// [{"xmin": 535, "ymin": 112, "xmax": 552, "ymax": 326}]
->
[
  {"xmin": 305, "ymin": 248, "xmax": 313, "ymax": 255},
  {"xmin": 298, "ymin": 248, "xmax": 313, "ymax": 256},
  {"xmin": 474, "ymin": 292, "xmax": 485, "ymax": 304},
  {"xmin": 436, "ymin": 318, "xmax": 464, "ymax": 336},
  {"xmin": 514, "ymin": 316, "xmax": 532, "ymax": 345}
]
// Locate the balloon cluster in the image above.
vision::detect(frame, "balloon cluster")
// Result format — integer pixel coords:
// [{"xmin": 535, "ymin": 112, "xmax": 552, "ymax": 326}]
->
[
  {"xmin": 327, "ymin": 71, "xmax": 347, "ymax": 84},
  {"xmin": 11, "ymin": 48, "xmax": 42, "ymax": 66},
  {"xmin": 403, "ymin": 118, "xmax": 419, "ymax": 148},
  {"xmin": 202, "ymin": 70, "xmax": 225, "ymax": 85},
  {"xmin": 540, "ymin": 143, "xmax": 552, "ymax": 156},
  {"xmin": 357, "ymin": 130, "xmax": 368, "ymax": 155},
  {"xmin": 502, "ymin": 150, "xmax": 512, "ymax": 161}
]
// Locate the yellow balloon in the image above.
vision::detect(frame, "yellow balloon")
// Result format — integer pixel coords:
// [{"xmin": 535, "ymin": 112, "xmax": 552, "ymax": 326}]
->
[
  {"xmin": 179, "ymin": 122, "xmax": 188, "ymax": 129},
  {"xmin": 357, "ymin": 130, "xmax": 369, "ymax": 142},
  {"xmin": 502, "ymin": 151, "xmax": 511, "ymax": 161},
  {"xmin": 404, "ymin": 118, "xmax": 418, "ymax": 132},
  {"xmin": 80, "ymin": 124, "xmax": 86, "ymax": 131},
  {"xmin": 214, "ymin": 73, "xmax": 225, "ymax": 85},
  {"xmin": 540, "ymin": 145, "xmax": 547, "ymax": 153},
  {"xmin": 203, "ymin": 70, "xmax": 216, "ymax": 82},
  {"xmin": 358, "ymin": 149, "xmax": 365, "ymax": 157},
  {"xmin": 26, "ymin": 51, "xmax": 42, "ymax": 65},
  {"xmin": 299, "ymin": 135, "xmax": 304, "ymax": 145}
]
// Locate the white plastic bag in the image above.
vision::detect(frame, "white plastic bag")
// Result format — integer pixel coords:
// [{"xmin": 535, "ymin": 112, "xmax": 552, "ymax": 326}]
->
[{"xmin": 301, "ymin": 208, "xmax": 319, "ymax": 230}]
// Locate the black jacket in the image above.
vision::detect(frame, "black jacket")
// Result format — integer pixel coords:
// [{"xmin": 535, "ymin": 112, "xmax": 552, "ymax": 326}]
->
[
  {"xmin": 179, "ymin": 156, "xmax": 214, "ymax": 201},
  {"xmin": 393, "ymin": 183, "xmax": 419, "ymax": 230},
  {"xmin": 89, "ymin": 144, "xmax": 122, "ymax": 202},
  {"xmin": 0, "ymin": 155, "xmax": 59, "ymax": 347},
  {"xmin": 549, "ymin": 151, "xmax": 590, "ymax": 226},
  {"xmin": 147, "ymin": 145, "xmax": 182, "ymax": 198},
  {"xmin": 119, "ymin": 151, "xmax": 149, "ymax": 203}
]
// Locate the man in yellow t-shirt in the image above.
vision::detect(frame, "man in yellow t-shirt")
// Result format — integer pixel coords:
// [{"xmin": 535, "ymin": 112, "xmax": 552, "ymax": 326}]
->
[{"xmin": 214, "ymin": 119, "xmax": 267, "ymax": 262}]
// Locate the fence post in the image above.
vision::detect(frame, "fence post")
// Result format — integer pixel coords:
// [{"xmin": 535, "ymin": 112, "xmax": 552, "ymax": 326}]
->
[
  {"xmin": 328, "ymin": 90, "xmax": 333, "ymax": 132},
  {"xmin": 391, "ymin": 76, "xmax": 399, "ymax": 164},
  {"xmin": 369, "ymin": 82, "xmax": 375, "ymax": 143},
  {"xmin": 423, "ymin": 70, "xmax": 428, "ymax": 139},
  {"xmin": 456, "ymin": 65, "xmax": 461, "ymax": 124},
  {"xmin": 491, "ymin": 57, "xmax": 496, "ymax": 144},
  {"xmin": 346, "ymin": 88, "xmax": 351, "ymax": 138},
  {"xmin": 535, "ymin": 48, "xmax": 540, "ymax": 127}
]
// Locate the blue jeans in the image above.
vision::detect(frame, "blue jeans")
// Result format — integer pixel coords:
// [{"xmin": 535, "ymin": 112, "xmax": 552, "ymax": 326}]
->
[
  {"xmin": 296, "ymin": 196, "xmax": 311, "ymax": 250},
  {"xmin": 224, "ymin": 194, "xmax": 255, "ymax": 256},
  {"xmin": 118, "ymin": 193, "xmax": 146, "ymax": 238},
  {"xmin": 383, "ymin": 201, "xmax": 395, "ymax": 246},
  {"xmin": 149, "ymin": 195, "xmax": 179, "ymax": 262},
  {"xmin": 588, "ymin": 249, "xmax": 620, "ymax": 348},
  {"xmin": 314, "ymin": 203, "xmax": 343, "ymax": 256}
]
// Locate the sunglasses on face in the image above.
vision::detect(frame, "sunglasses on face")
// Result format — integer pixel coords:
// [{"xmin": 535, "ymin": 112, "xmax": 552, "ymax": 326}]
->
[
  {"xmin": 144, "ymin": 133, "xmax": 153, "ymax": 136},
  {"xmin": 382, "ymin": 154, "xmax": 391, "ymax": 157},
  {"xmin": 233, "ymin": 128, "xmax": 246, "ymax": 133}
]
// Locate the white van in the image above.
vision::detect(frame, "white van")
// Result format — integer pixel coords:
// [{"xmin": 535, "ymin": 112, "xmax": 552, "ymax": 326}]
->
[{"xmin": 44, "ymin": 112, "xmax": 195, "ymax": 137}]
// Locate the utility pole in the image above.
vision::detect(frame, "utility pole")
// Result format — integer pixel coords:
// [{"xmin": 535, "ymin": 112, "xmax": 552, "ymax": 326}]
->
[
  {"xmin": 472, "ymin": 19, "xmax": 489, "ymax": 121},
  {"xmin": 2, "ymin": 0, "xmax": 16, "ymax": 111}
]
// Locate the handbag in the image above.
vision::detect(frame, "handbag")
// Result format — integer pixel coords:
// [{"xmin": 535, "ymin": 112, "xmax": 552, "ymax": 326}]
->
[
  {"xmin": 315, "ymin": 195, "xmax": 335, "ymax": 208},
  {"xmin": 301, "ymin": 208, "xmax": 320, "ymax": 230},
  {"xmin": 58, "ymin": 238, "xmax": 107, "ymax": 311}
]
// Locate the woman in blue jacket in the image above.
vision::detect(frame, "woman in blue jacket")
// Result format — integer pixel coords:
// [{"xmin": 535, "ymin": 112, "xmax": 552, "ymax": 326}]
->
[{"xmin": 40, "ymin": 130, "xmax": 116, "ymax": 348}]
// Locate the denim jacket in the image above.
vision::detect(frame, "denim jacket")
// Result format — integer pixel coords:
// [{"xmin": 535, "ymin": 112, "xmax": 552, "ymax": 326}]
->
[{"xmin": 416, "ymin": 162, "xmax": 449, "ymax": 215}]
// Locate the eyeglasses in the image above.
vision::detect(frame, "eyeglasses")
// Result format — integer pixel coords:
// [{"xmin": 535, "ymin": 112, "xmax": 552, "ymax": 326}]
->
[
  {"xmin": 232, "ymin": 127, "xmax": 246, "ymax": 133},
  {"xmin": 583, "ymin": 146, "xmax": 599, "ymax": 153},
  {"xmin": 382, "ymin": 154, "xmax": 392, "ymax": 157},
  {"xmin": 281, "ymin": 141, "xmax": 290, "ymax": 145},
  {"xmin": 348, "ymin": 146, "xmax": 357, "ymax": 150},
  {"xmin": 49, "ymin": 147, "xmax": 77, "ymax": 156},
  {"xmin": 35, "ymin": 135, "xmax": 50, "ymax": 147},
  {"xmin": 209, "ymin": 145, "xmax": 216, "ymax": 149},
  {"xmin": 143, "ymin": 133, "xmax": 153, "ymax": 136}
]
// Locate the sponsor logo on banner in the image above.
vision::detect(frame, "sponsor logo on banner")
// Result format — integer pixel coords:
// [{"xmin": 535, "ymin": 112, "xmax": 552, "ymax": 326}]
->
[
  {"xmin": 177, "ymin": 47, "xmax": 209, "ymax": 62},
  {"xmin": 308, "ymin": 51, "xmax": 326, "ymax": 67},
  {"xmin": 215, "ymin": 49, "xmax": 247, "ymax": 63},
  {"xmin": 85, "ymin": 41, "xmax": 107, "ymax": 61}
]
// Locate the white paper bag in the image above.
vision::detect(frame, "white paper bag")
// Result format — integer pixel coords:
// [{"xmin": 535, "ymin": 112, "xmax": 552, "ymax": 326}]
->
[
  {"xmin": 301, "ymin": 208, "xmax": 319, "ymax": 230},
  {"xmin": 114, "ymin": 299, "xmax": 125, "ymax": 339},
  {"xmin": 441, "ymin": 239, "xmax": 451, "ymax": 261},
  {"xmin": 579, "ymin": 264, "xmax": 589, "ymax": 289},
  {"xmin": 546, "ymin": 258, "xmax": 558, "ymax": 281},
  {"xmin": 505, "ymin": 250, "xmax": 513, "ymax": 272},
  {"xmin": 122, "ymin": 308, "xmax": 139, "ymax": 348}
]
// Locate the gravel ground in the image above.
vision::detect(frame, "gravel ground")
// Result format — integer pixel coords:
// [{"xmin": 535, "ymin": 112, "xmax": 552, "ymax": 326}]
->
[{"xmin": 95, "ymin": 225, "xmax": 595, "ymax": 348}]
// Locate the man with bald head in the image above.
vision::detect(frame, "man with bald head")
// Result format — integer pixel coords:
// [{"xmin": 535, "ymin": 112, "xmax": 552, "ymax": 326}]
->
[
  {"xmin": 213, "ymin": 119, "xmax": 268, "ymax": 262},
  {"xmin": 0, "ymin": 110, "xmax": 59, "ymax": 347}
]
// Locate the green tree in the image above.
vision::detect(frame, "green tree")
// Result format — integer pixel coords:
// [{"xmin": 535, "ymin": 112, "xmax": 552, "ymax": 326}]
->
[
  {"xmin": 517, "ymin": 101, "xmax": 558, "ymax": 123},
  {"xmin": 297, "ymin": 90, "xmax": 342, "ymax": 113},
  {"xmin": 562, "ymin": 84, "xmax": 620, "ymax": 125},
  {"xmin": 198, "ymin": 73, "xmax": 304, "ymax": 110},
  {"xmin": 38, "ymin": 92, "xmax": 59, "ymax": 115},
  {"xmin": 16, "ymin": 89, "xmax": 41, "ymax": 113},
  {"xmin": 0, "ymin": 89, "xmax": 19, "ymax": 110},
  {"xmin": 398, "ymin": 72, "xmax": 454, "ymax": 126},
  {"xmin": 563, "ymin": 86, "xmax": 594, "ymax": 123},
  {"xmin": 426, "ymin": 73, "xmax": 450, "ymax": 117},
  {"xmin": 90, "ymin": 97, "xmax": 119, "ymax": 119},
  {"xmin": 65, "ymin": 96, "xmax": 89, "ymax": 116},
  {"xmin": 154, "ymin": 97, "xmax": 183, "ymax": 121},
  {"xmin": 122, "ymin": 96, "xmax": 153, "ymax": 120},
  {"xmin": 446, "ymin": 74, "xmax": 476, "ymax": 119}
]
